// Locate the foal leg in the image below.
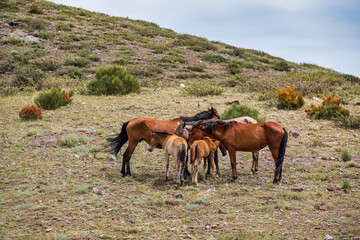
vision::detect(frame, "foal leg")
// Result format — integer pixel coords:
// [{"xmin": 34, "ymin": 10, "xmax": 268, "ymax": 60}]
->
[
  {"xmin": 165, "ymin": 153, "xmax": 170, "ymax": 181},
  {"xmin": 210, "ymin": 153, "xmax": 216, "ymax": 180},
  {"xmin": 214, "ymin": 149, "xmax": 220, "ymax": 176},
  {"xmin": 203, "ymin": 156, "xmax": 207, "ymax": 182},
  {"xmin": 250, "ymin": 151, "xmax": 259, "ymax": 174}
]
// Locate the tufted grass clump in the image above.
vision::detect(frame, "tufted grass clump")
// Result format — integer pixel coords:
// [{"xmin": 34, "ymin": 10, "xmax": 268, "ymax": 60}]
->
[
  {"xmin": 221, "ymin": 103, "xmax": 266, "ymax": 122},
  {"xmin": 34, "ymin": 88, "xmax": 73, "ymax": 110},
  {"xmin": 335, "ymin": 115, "xmax": 360, "ymax": 129},
  {"xmin": 342, "ymin": 179, "xmax": 351, "ymax": 190},
  {"xmin": 305, "ymin": 96, "xmax": 349, "ymax": 120},
  {"xmin": 19, "ymin": 105, "xmax": 42, "ymax": 120},
  {"xmin": 182, "ymin": 81, "xmax": 223, "ymax": 96},
  {"xmin": 29, "ymin": 3, "xmax": 44, "ymax": 14},
  {"xmin": 87, "ymin": 65, "xmax": 140, "ymax": 95},
  {"xmin": 341, "ymin": 149, "xmax": 352, "ymax": 162},
  {"xmin": 277, "ymin": 86, "xmax": 304, "ymax": 110}
]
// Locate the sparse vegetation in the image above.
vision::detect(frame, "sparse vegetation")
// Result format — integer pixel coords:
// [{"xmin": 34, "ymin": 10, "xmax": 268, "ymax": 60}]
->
[
  {"xmin": 182, "ymin": 81, "xmax": 224, "ymax": 96},
  {"xmin": 34, "ymin": 88, "xmax": 73, "ymax": 110},
  {"xmin": 341, "ymin": 149, "xmax": 352, "ymax": 162}
]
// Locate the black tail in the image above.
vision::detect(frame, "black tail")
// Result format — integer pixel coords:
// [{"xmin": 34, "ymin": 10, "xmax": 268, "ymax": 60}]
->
[
  {"xmin": 108, "ymin": 122, "xmax": 129, "ymax": 156},
  {"xmin": 178, "ymin": 144, "xmax": 187, "ymax": 165},
  {"xmin": 275, "ymin": 128, "xmax": 288, "ymax": 174}
]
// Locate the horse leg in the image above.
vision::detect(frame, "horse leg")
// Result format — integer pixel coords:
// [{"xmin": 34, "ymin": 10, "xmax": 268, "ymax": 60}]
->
[
  {"xmin": 214, "ymin": 149, "xmax": 220, "ymax": 176},
  {"xmin": 268, "ymin": 130, "xmax": 288, "ymax": 183},
  {"xmin": 165, "ymin": 152, "xmax": 170, "ymax": 182},
  {"xmin": 228, "ymin": 149, "xmax": 238, "ymax": 180},
  {"xmin": 121, "ymin": 139, "xmax": 139, "ymax": 176},
  {"xmin": 183, "ymin": 150, "xmax": 191, "ymax": 178},
  {"xmin": 206, "ymin": 157, "xmax": 211, "ymax": 175},
  {"xmin": 250, "ymin": 151, "xmax": 259, "ymax": 174},
  {"xmin": 175, "ymin": 157, "xmax": 181, "ymax": 185},
  {"xmin": 192, "ymin": 159, "xmax": 199, "ymax": 185}
]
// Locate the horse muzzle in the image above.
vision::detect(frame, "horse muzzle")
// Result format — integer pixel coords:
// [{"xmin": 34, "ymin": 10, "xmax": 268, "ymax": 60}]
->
[{"xmin": 147, "ymin": 146, "xmax": 154, "ymax": 152}]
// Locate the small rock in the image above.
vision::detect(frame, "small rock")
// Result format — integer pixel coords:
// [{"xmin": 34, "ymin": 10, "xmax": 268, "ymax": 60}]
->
[
  {"xmin": 355, "ymin": 102, "xmax": 360, "ymax": 106},
  {"xmin": 267, "ymin": 199, "xmax": 277, "ymax": 204},
  {"xmin": 218, "ymin": 209, "xmax": 225, "ymax": 214},
  {"xmin": 211, "ymin": 225, "xmax": 217, "ymax": 229},
  {"xmin": 324, "ymin": 234, "xmax": 333, "ymax": 240},
  {"xmin": 327, "ymin": 186, "xmax": 335, "ymax": 191},
  {"xmin": 175, "ymin": 194, "xmax": 183, "ymax": 199},
  {"xmin": 280, "ymin": 209, "xmax": 284, "ymax": 212},
  {"xmin": 226, "ymin": 98, "xmax": 239, "ymax": 105},
  {"xmin": 46, "ymin": 227, "xmax": 52, "ymax": 232},
  {"xmin": 312, "ymin": 97, "xmax": 320, "ymax": 101},
  {"xmin": 291, "ymin": 184, "xmax": 304, "ymax": 192},
  {"xmin": 289, "ymin": 129, "xmax": 300, "ymax": 138},
  {"xmin": 180, "ymin": 83, "xmax": 186, "ymax": 88}
]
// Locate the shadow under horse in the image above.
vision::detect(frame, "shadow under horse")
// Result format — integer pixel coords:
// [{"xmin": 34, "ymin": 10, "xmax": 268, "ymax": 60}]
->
[{"xmin": 108, "ymin": 107, "xmax": 220, "ymax": 177}]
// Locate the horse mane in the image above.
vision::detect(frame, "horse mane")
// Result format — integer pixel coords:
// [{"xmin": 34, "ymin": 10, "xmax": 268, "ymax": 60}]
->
[
  {"xmin": 180, "ymin": 109, "xmax": 218, "ymax": 122},
  {"xmin": 200, "ymin": 120, "xmax": 236, "ymax": 134}
]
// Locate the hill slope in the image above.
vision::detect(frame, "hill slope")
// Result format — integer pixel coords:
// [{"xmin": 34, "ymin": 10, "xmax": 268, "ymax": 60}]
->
[{"xmin": 0, "ymin": 0, "xmax": 359, "ymax": 95}]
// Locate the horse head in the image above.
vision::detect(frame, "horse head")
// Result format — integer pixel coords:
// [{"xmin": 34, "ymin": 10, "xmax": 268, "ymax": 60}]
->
[
  {"xmin": 175, "ymin": 122, "xmax": 190, "ymax": 140},
  {"xmin": 208, "ymin": 107, "xmax": 221, "ymax": 120}
]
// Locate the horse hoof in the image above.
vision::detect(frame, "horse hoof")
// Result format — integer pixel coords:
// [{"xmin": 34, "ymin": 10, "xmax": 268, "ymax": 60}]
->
[{"xmin": 232, "ymin": 175, "xmax": 238, "ymax": 180}]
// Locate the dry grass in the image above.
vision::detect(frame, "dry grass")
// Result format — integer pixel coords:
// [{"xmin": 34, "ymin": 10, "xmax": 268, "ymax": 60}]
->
[{"xmin": 0, "ymin": 89, "xmax": 359, "ymax": 239}]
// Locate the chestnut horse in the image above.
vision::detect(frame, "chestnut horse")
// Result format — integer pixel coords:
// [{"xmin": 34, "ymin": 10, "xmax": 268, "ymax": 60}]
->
[
  {"xmin": 187, "ymin": 120, "xmax": 288, "ymax": 183},
  {"xmin": 108, "ymin": 107, "xmax": 220, "ymax": 176},
  {"xmin": 190, "ymin": 137, "xmax": 221, "ymax": 185},
  {"xmin": 147, "ymin": 131, "xmax": 188, "ymax": 185}
]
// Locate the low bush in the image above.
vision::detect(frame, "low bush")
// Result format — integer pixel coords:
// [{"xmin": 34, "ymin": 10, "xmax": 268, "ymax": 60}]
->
[
  {"xmin": 182, "ymin": 81, "xmax": 223, "ymax": 97},
  {"xmin": 200, "ymin": 53, "xmax": 228, "ymax": 63},
  {"xmin": 19, "ymin": 105, "xmax": 42, "ymax": 120},
  {"xmin": 221, "ymin": 104, "xmax": 266, "ymax": 122},
  {"xmin": 55, "ymin": 22, "xmax": 72, "ymax": 31},
  {"xmin": 187, "ymin": 64, "xmax": 206, "ymax": 72},
  {"xmin": 38, "ymin": 31, "xmax": 56, "ymax": 40},
  {"xmin": 335, "ymin": 115, "xmax": 360, "ymax": 129},
  {"xmin": 226, "ymin": 62, "xmax": 241, "ymax": 75},
  {"xmin": 341, "ymin": 149, "xmax": 352, "ymax": 162},
  {"xmin": 35, "ymin": 58, "xmax": 62, "ymax": 71},
  {"xmin": 273, "ymin": 61, "xmax": 290, "ymax": 71},
  {"xmin": 34, "ymin": 88, "xmax": 73, "ymax": 110},
  {"xmin": 87, "ymin": 65, "xmax": 140, "ymax": 95},
  {"xmin": 342, "ymin": 179, "xmax": 351, "ymax": 190},
  {"xmin": 13, "ymin": 67, "xmax": 46, "ymax": 90},
  {"xmin": 29, "ymin": 3, "xmax": 44, "ymax": 14},
  {"xmin": 277, "ymin": 86, "xmax": 304, "ymax": 110},
  {"xmin": 305, "ymin": 96, "xmax": 349, "ymax": 120}
]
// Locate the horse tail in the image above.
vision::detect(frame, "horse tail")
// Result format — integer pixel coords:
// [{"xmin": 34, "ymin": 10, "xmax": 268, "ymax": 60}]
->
[
  {"xmin": 178, "ymin": 143, "xmax": 187, "ymax": 166},
  {"xmin": 275, "ymin": 128, "xmax": 288, "ymax": 174},
  {"xmin": 108, "ymin": 121, "xmax": 129, "ymax": 156},
  {"xmin": 190, "ymin": 145, "xmax": 197, "ymax": 165}
]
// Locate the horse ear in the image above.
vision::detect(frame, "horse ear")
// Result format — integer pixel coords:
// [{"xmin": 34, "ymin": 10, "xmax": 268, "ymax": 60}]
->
[{"xmin": 211, "ymin": 107, "xmax": 215, "ymax": 113}]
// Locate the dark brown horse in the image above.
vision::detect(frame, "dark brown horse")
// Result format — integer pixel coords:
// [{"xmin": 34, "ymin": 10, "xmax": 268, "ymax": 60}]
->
[
  {"xmin": 186, "ymin": 120, "xmax": 288, "ymax": 183},
  {"xmin": 108, "ymin": 107, "xmax": 220, "ymax": 176}
]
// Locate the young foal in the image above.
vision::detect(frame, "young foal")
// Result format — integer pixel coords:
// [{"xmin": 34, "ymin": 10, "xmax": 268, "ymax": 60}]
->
[
  {"xmin": 190, "ymin": 137, "xmax": 220, "ymax": 185},
  {"xmin": 147, "ymin": 131, "xmax": 188, "ymax": 185}
]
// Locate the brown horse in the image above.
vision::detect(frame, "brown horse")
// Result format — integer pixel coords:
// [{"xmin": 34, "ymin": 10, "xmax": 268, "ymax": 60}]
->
[
  {"xmin": 190, "ymin": 137, "xmax": 221, "ymax": 185},
  {"xmin": 225, "ymin": 117, "xmax": 260, "ymax": 175},
  {"xmin": 108, "ymin": 107, "xmax": 220, "ymax": 176},
  {"xmin": 147, "ymin": 131, "xmax": 188, "ymax": 185},
  {"xmin": 187, "ymin": 120, "xmax": 288, "ymax": 183}
]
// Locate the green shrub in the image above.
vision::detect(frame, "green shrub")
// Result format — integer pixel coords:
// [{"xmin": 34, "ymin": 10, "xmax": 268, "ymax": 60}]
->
[
  {"xmin": 62, "ymin": 70, "xmax": 86, "ymax": 80},
  {"xmin": 226, "ymin": 62, "xmax": 241, "ymax": 75},
  {"xmin": 342, "ymin": 179, "xmax": 351, "ymax": 190},
  {"xmin": 55, "ymin": 22, "xmax": 72, "ymax": 31},
  {"xmin": 1, "ymin": 38, "xmax": 25, "ymax": 46},
  {"xmin": 38, "ymin": 31, "xmax": 56, "ymax": 40},
  {"xmin": 273, "ymin": 61, "xmax": 290, "ymax": 71},
  {"xmin": 87, "ymin": 65, "xmax": 140, "ymax": 95},
  {"xmin": 223, "ymin": 74, "xmax": 247, "ymax": 87},
  {"xmin": 182, "ymin": 81, "xmax": 223, "ymax": 96},
  {"xmin": 61, "ymin": 134, "xmax": 79, "ymax": 147},
  {"xmin": 13, "ymin": 67, "xmax": 46, "ymax": 90},
  {"xmin": 59, "ymin": 34, "xmax": 87, "ymax": 42},
  {"xmin": 35, "ymin": 58, "xmax": 62, "ymax": 71},
  {"xmin": 34, "ymin": 88, "xmax": 73, "ymax": 110},
  {"xmin": 200, "ymin": 53, "xmax": 228, "ymax": 63},
  {"xmin": 341, "ymin": 149, "xmax": 352, "ymax": 162},
  {"xmin": 187, "ymin": 64, "xmax": 206, "ymax": 72},
  {"xmin": 335, "ymin": 115, "xmax": 360, "ymax": 129},
  {"xmin": 277, "ymin": 86, "xmax": 304, "ymax": 110},
  {"xmin": 221, "ymin": 104, "xmax": 266, "ymax": 122},
  {"xmin": 65, "ymin": 57, "xmax": 90, "ymax": 67}
]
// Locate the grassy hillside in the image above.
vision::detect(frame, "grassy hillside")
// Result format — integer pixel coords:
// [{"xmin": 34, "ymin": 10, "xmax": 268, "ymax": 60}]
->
[{"xmin": 1, "ymin": 0, "xmax": 359, "ymax": 97}]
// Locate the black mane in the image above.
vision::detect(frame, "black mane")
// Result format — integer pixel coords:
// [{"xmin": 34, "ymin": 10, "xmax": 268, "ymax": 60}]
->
[
  {"xmin": 200, "ymin": 120, "xmax": 236, "ymax": 134},
  {"xmin": 180, "ymin": 109, "xmax": 218, "ymax": 122}
]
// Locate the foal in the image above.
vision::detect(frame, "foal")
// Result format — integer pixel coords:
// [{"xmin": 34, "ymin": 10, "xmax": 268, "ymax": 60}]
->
[
  {"xmin": 190, "ymin": 137, "xmax": 220, "ymax": 185},
  {"xmin": 148, "ymin": 131, "xmax": 188, "ymax": 185}
]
